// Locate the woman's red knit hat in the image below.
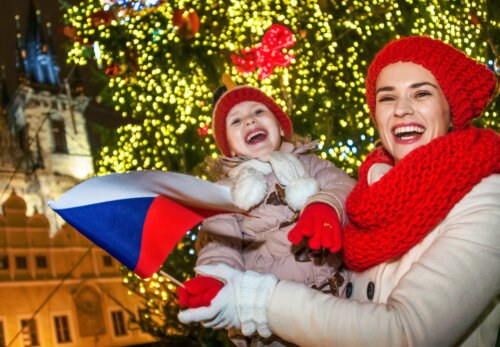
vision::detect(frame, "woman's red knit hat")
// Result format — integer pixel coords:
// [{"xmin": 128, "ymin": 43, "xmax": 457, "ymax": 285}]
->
[
  {"xmin": 212, "ymin": 75, "xmax": 293, "ymax": 157},
  {"xmin": 366, "ymin": 36, "xmax": 497, "ymax": 130}
]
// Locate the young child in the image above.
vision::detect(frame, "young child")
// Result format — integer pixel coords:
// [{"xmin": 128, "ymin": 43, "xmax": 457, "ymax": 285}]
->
[{"xmin": 179, "ymin": 75, "xmax": 356, "ymax": 345}]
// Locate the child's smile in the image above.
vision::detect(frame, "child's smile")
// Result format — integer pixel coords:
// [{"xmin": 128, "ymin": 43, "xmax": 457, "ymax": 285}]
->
[{"xmin": 245, "ymin": 128, "xmax": 268, "ymax": 144}]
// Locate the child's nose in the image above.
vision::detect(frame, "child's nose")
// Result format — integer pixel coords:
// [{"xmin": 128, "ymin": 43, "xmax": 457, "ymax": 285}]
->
[{"xmin": 244, "ymin": 116, "xmax": 256, "ymax": 126}]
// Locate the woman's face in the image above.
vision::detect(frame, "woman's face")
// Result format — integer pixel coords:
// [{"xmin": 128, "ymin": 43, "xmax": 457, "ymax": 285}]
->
[{"xmin": 374, "ymin": 62, "xmax": 452, "ymax": 163}]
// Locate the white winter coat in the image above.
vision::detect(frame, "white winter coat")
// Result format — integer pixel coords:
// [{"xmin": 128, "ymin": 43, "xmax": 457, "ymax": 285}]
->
[{"xmin": 267, "ymin": 169, "xmax": 500, "ymax": 347}]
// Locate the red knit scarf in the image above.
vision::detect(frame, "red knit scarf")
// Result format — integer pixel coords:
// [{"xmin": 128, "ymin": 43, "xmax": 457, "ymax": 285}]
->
[{"xmin": 343, "ymin": 127, "xmax": 500, "ymax": 272}]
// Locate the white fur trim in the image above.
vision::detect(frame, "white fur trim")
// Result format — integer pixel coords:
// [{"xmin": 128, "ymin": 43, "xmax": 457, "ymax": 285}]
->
[
  {"xmin": 232, "ymin": 168, "xmax": 268, "ymax": 211},
  {"xmin": 269, "ymin": 152, "xmax": 306, "ymax": 186},
  {"xmin": 228, "ymin": 159, "xmax": 272, "ymax": 177},
  {"xmin": 285, "ymin": 177, "xmax": 319, "ymax": 211}
]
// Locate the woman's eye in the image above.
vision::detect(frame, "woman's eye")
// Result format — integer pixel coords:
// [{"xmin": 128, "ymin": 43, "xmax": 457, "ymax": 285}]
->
[
  {"xmin": 416, "ymin": 91, "xmax": 431, "ymax": 98},
  {"xmin": 378, "ymin": 96, "xmax": 394, "ymax": 102}
]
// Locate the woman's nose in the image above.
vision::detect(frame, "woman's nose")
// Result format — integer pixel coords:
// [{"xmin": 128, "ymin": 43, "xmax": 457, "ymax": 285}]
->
[{"xmin": 394, "ymin": 97, "xmax": 413, "ymax": 117}]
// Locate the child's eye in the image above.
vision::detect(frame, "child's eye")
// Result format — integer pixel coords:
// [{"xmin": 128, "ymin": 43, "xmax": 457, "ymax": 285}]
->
[
  {"xmin": 254, "ymin": 109, "xmax": 264, "ymax": 115},
  {"xmin": 230, "ymin": 118, "xmax": 241, "ymax": 125}
]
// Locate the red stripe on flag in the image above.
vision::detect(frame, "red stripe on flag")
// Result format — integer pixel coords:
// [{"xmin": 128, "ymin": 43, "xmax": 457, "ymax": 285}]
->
[{"xmin": 134, "ymin": 196, "xmax": 229, "ymax": 278}]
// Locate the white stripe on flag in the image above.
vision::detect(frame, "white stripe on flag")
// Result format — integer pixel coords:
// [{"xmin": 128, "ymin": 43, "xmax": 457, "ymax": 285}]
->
[{"xmin": 48, "ymin": 170, "xmax": 240, "ymax": 212}]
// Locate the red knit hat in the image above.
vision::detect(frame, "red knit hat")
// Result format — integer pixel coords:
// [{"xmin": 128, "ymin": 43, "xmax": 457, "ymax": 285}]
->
[
  {"xmin": 212, "ymin": 76, "xmax": 293, "ymax": 157},
  {"xmin": 366, "ymin": 36, "xmax": 497, "ymax": 130}
]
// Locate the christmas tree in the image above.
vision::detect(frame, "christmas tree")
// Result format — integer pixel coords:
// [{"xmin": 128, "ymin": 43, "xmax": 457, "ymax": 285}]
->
[{"xmin": 62, "ymin": 0, "xmax": 499, "ymax": 342}]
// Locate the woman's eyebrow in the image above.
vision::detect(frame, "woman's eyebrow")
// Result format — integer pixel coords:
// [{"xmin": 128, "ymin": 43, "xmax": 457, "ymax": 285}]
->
[
  {"xmin": 375, "ymin": 82, "xmax": 438, "ymax": 95},
  {"xmin": 410, "ymin": 81, "xmax": 439, "ymax": 89},
  {"xmin": 375, "ymin": 86, "xmax": 394, "ymax": 95}
]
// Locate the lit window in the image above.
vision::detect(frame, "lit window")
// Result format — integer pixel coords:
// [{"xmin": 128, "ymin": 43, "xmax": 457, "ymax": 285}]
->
[
  {"xmin": 0, "ymin": 256, "xmax": 8, "ymax": 270},
  {"xmin": 36, "ymin": 256, "xmax": 47, "ymax": 269},
  {"xmin": 54, "ymin": 316, "xmax": 71, "ymax": 343},
  {"xmin": 111, "ymin": 311, "xmax": 126, "ymax": 336},
  {"xmin": 21, "ymin": 319, "xmax": 39, "ymax": 346},
  {"xmin": 15, "ymin": 256, "xmax": 27, "ymax": 270},
  {"xmin": 102, "ymin": 255, "xmax": 113, "ymax": 267}
]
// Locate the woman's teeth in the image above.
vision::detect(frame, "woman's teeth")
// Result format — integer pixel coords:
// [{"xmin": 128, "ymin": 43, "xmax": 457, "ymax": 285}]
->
[{"xmin": 394, "ymin": 125, "xmax": 425, "ymax": 139}]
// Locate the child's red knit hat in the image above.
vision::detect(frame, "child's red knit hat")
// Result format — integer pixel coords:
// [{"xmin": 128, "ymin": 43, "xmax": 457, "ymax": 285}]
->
[
  {"xmin": 212, "ymin": 75, "xmax": 293, "ymax": 157},
  {"xmin": 366, "ymin": 36, "xmax": 497, "ymax": 130}
]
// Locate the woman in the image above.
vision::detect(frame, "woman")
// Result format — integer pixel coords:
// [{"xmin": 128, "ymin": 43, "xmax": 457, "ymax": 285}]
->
[{"xmin": 179, "ymin": 36, "xmax": 500, "ymax": 346}]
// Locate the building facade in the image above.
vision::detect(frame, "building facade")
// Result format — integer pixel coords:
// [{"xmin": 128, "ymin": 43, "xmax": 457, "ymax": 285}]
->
[
  {"xmin": 0, "ymin": 2, "xmax": 156, "ymax": 346},
  {"xmin": 0, "ymin": 194, "xmax": 154, "ymax": 347}
]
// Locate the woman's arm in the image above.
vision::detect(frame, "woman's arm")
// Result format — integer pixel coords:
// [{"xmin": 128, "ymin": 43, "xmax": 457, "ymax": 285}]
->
[{"xmin": 268, "ymin": 175, "xmax": 500, "ymax": 347}]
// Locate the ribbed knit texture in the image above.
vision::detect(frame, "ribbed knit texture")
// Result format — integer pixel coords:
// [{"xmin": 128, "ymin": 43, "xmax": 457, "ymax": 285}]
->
[
  {"xmin": 342, "ymin": 127, "xmax": 500, "ymax": 271},
  {"xmin": 366, "ymin": 36, "xmax": 497, "ymax": 131},
  {"xmin": 212, "ymin": 85, "xmax": 293, "ymax": 157}
]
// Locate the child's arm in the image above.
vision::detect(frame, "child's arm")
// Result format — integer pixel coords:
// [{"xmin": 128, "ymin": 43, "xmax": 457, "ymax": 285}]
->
[
  {"xmin": 301, "ymin": 153, "xmax": 357, "ymax": 228},
  {"xmin": 195, "ymin": 213, "xmax": 246, "ymax": 271}
]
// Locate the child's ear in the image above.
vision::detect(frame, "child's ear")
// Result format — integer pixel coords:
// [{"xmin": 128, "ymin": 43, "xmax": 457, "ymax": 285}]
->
[{"xmin": 280, "ymin": 127, "xmax": 285, "ymax": 137}]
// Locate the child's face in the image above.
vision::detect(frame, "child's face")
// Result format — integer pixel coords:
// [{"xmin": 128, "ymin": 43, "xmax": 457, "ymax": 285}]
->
[{"xmin": 226, "ymin": 101, "xmax": 284, "ymax": 158}]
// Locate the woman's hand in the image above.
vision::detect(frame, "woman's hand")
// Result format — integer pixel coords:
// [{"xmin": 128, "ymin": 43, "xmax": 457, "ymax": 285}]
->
[
  {"xmin": 178, "ymin": 264, "xmax": 278, "ymax": 337},
  {"xmin": 288, "ymin": 203, "xmax": 342, "ymax": 253}
]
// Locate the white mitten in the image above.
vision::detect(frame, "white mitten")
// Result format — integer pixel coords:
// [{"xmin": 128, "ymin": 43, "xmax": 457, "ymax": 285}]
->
[
  {"xmin": 269, "ymin": 152, "xmax": 319, "ymax": 211},
  {"xmin": 177, "ymin": 264, "xmax": 278, "ymax": 338},
  {"xmin": 228, "ymin": 160, "xmax": 272, "ymax": 211},
  {"xmin": 178, "ymin": 264, "xmax": 242, "ymax": 330}
]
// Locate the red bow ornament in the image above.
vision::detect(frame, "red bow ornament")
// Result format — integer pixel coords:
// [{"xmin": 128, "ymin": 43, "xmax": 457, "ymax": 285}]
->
[{"xmin": 231, "ymin": 24, "xmax": 295, "ymax": 80}]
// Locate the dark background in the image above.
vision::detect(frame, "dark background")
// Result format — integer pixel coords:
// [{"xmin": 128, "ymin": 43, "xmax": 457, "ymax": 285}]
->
[
  {"xmin": 0, "ymin": 0, "xmax": 129, "ymax": 146},
  {"xmin": 0, "ymin": 0, "xmax": 85, "ymax": 96}
]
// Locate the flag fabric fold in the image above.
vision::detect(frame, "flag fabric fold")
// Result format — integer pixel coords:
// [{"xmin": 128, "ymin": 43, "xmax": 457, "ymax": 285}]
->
[{"xmin": 48, "ymin": 170, "xmax": 242, "ymax": 278}]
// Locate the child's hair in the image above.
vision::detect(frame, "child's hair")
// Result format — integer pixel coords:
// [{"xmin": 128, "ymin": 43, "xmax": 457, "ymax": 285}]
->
[{"xmin": 211, "ymin": 75, "xmax": 293, "ymax": 157}]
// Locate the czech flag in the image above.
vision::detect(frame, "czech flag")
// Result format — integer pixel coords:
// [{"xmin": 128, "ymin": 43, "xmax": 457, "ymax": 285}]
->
[{"xmin": 48, "ymin": 170, "xmax": 242, "ymax": 278}]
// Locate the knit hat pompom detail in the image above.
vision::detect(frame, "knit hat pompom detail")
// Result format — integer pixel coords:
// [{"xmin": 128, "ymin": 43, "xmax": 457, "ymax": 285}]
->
[
  {"xmin": 212, "ymin": 85, "xmax": 293, "ymax": 157},
  {"xmin": 366, "ymin": 36, "xmax": 498, "ymax": 131}
]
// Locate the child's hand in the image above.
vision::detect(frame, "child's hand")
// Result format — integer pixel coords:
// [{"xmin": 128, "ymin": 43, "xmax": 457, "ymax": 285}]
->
[
  {"xmin": 177, "ymin": 276, "xmax": 225, "ymax": 308},
  {"xmin": 288, "ymin": 203, "xmax": 342, "ymax": 253}
]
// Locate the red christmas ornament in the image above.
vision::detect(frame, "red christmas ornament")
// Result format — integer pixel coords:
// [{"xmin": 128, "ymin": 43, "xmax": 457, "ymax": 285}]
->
[
  {"xmin": 105, "ymin": 64, "xmax": 120, "ymax": 77},
  {"xmin": 231, "ymin": 24, "xmax": 295, "ymax": 80},
  {"xmin": 172, "ymin": 8, "xmax": 200, "ymax": 39},
  {"xmin": 470, "ymin": 13, "xmax": 480, "ymax": 26},
  {"xmin": 197, "ymin": 125, "xmax": 209, "ymax": 136}
]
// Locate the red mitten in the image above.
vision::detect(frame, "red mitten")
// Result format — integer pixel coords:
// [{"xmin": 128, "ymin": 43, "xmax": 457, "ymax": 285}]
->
[
  {"xmin": 287, "ymin": 203, "xmax": 342, "ymax": 253},
  {"xmin": 177, "ymin": 276, "xmax": 224, "ymax": 308}
]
